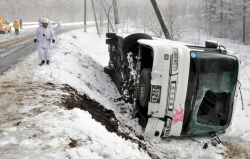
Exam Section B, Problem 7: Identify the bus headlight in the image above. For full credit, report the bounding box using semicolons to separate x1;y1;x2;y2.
168;82;176;110
172;48;178;71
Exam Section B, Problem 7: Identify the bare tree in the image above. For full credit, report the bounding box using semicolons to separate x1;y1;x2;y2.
161;0;186;40
100;0;115;32
10;0;27;19
139;3;163;37
150;0;171;39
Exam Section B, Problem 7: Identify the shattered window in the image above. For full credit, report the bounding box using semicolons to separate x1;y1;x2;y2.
187;52;239;135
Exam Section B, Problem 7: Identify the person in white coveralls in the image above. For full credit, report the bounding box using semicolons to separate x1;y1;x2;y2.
34;18;56;65
57;19;62;30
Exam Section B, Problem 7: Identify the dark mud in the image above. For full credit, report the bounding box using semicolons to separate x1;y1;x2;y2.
61;84;159;159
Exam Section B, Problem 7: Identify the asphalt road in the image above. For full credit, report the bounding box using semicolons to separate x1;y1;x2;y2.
0;25;85;76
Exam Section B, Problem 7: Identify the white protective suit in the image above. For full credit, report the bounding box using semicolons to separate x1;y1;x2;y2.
57;20;62;30
34;26;56;61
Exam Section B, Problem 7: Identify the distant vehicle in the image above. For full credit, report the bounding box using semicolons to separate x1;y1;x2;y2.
104;33;241;141
0;17;11;34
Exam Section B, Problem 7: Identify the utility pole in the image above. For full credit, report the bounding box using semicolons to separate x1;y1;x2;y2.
243;0;246;43
100;6;103;35
206;0;211;38
126;0;129;33
150;0;171;39
113;0;119;32
220;0;223;24
220;0;223;38
71;0;74;22
91;0;100;36
209;0;211;35
108;4;113;33
84;0;87;32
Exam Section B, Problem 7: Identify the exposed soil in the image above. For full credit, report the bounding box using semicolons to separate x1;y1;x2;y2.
62;84;118;133
223;142;250;159
61;84;160;159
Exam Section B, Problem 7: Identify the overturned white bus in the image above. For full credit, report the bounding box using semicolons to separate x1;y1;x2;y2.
104;33;240;141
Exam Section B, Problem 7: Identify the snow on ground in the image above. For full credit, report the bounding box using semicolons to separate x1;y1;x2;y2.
0;24;250;159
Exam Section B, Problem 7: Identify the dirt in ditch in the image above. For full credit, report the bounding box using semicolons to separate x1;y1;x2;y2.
61;84;160;159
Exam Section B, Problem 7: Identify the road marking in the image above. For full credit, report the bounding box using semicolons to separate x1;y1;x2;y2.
0;34;34;48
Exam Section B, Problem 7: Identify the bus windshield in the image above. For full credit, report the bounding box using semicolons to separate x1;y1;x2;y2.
187;52;239;135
